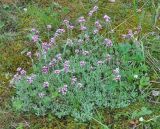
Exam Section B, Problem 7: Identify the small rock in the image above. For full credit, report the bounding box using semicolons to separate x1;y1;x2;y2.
139;117;144;122
152;90;160;97
109;0;115;2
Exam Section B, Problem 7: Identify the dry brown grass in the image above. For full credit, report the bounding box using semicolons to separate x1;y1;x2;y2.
1;0;13;4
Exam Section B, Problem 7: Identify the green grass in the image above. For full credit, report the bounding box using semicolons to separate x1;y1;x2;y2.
0;0;159;128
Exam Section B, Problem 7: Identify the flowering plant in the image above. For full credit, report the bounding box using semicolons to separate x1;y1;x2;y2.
11;6;150;121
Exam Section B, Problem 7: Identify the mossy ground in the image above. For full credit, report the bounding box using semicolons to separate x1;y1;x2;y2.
0;0;159;128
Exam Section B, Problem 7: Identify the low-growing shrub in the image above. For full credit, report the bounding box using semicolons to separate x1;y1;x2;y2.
11;6;150;121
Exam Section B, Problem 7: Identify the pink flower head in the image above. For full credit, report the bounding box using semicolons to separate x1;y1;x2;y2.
27;51;32;58
13;73;21;82
122;29;133;39
54;70;61;74
80;26;87;31
97;60;104;65
31;28;36;32
58;85;68;95
95;21;102;30
113;68;121;82
78;16;86;23
31;28;39;34
103;15;111;22
42;42;51;52
67;25;74;30
104;38;113;47
54;29;65;37
56;29;65;33
113;68;120;75
88;6;98;16
49;58;57;67
20;69;26;76
42;66;49;74
27;74;36;84
63;19;74;30
80;61;86;67
32;35;39;42
43;81;49;88
63;19;69;25
63;61;70;73
71;76;77;85
88;10;94;16
114;75;121;81
27;76;33;84
93;6;98;12
50;37;55;45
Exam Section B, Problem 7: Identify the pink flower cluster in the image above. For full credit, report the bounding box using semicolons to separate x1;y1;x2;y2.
78;16;86;23
64;60;70;73
31;28;39;33
63;19;74;30
54;70;61;74
95;21;102;30
97;60;104;65
58;85;68;95
27;74;36;84
49;58;57;67
93;20;102;34
17;67;26;76
113;68;121;81
30;28;39;42
54;29;65;37
42;66;49;74
50;37;55;45
122;26;142;39
88;6;98;16
42;42;51;53
71;76;77;85
80;61;86;67
80;26;87;31
104;38;113;47
103;15;111;22
32;34;39;42
43;81;49;88
77;16;87;31
12;67;27;83
122;29;133;39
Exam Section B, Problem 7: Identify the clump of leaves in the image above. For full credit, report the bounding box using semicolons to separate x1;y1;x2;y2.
11;6;150;121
